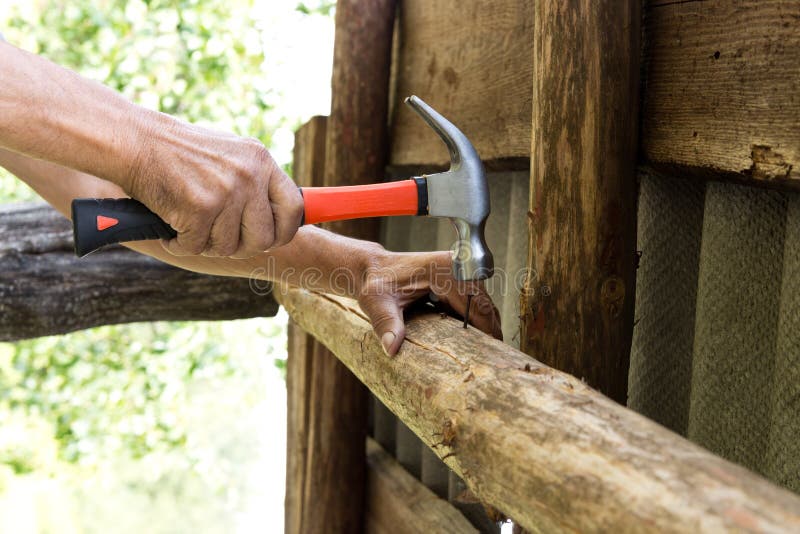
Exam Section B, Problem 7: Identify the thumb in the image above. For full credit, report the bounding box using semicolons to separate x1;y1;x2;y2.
358;294;406;357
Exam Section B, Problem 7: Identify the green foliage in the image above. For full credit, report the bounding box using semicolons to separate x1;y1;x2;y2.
1;0;279;204
0;320;283;465
296;1;336;16
6;0;273;137
0;0;291;470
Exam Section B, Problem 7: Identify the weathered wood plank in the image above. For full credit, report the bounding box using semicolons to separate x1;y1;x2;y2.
642;0;800;185
298;2;397;533
520;1;641;403
285;318;313;534
365;438;476;534
389;0;533;168
0;203;276;342
388;0;799;190
278;285;800;533
285;117;328;534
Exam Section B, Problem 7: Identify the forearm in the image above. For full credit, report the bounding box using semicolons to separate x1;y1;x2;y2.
0;41;161;189
0;147;390;297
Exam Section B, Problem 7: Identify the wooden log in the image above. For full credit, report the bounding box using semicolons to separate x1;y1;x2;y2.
299;2;396;533
277;285;800;533
0;203;276;342
365;438;476;534
520;0;640;403
389;0;533;169
642;0;800;186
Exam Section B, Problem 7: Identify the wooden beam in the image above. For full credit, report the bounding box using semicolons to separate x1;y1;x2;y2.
520;1;640;403
389;0;533;168
642;0;800;186
0;203;276;342
277;285;800;532
298;2;397;533
365;438;476;534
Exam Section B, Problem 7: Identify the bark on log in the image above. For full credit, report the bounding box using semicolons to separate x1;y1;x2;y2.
520;1;640;403
0;203;276;341
365;438;476;534
277;285;800;533
299;1;396;531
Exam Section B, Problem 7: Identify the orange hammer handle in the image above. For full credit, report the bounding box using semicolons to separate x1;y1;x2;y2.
300;179;426;225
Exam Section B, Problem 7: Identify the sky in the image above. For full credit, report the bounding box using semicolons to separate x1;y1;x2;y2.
254;0;335;167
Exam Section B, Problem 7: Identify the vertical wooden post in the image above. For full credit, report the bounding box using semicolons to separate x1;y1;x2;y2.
521;1;641;403
295;2;397;533
285;117;328;534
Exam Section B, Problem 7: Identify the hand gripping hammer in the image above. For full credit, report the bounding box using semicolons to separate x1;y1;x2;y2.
71;96;494;289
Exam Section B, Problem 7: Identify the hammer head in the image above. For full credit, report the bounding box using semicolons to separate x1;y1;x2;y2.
406;96;494;281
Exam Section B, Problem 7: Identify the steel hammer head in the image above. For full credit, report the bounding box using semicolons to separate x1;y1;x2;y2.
406;96;494;281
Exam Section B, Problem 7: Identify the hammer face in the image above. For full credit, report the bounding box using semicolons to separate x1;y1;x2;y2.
406;95;494;281
427;168;494;281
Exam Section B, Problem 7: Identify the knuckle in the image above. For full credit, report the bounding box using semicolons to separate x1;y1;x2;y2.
180;238;205;256
252;235;272;252
191;193;219;216
238;141;273;179
262;227;276;249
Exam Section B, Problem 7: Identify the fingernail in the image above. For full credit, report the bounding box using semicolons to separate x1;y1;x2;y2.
381;332;396;356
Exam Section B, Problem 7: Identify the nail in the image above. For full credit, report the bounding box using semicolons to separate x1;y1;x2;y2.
381;332;396;356
464;293;473;329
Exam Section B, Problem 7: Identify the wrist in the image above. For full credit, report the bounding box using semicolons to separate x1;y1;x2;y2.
355;242;391;297
116;108;178;192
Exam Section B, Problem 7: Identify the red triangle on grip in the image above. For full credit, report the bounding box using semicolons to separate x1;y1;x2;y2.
96;215;119;231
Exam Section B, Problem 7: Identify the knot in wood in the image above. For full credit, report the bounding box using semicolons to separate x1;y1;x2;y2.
600;276;625;318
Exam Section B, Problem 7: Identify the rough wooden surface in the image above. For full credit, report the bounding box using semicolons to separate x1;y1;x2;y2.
520;0;640;403
389;0;533;168
296;2;397;532
365;438;477;534
284;118;328;534
285;317;315;534
0;203;276;341
642;0;800;185
278;285;800;533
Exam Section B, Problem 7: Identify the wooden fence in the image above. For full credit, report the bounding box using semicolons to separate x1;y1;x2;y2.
2;0;799;532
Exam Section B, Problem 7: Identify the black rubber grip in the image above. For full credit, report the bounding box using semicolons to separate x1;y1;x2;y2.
71;198;177;257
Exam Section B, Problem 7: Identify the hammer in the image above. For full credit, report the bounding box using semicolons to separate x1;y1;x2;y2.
71;96;494;315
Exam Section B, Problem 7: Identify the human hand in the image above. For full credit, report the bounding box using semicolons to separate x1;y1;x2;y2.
357;250;502;356
121;117;303;258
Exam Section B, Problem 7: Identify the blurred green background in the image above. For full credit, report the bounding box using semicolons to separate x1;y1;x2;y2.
0;1;334;532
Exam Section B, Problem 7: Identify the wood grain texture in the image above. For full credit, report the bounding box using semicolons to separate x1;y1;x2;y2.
278;285;800;533
365;439;476;534
285;319;314;534
298;2;397;532
0;203;276;342
642;0;800;185
520;0;640;403
284;117;327;534
389;0;533;167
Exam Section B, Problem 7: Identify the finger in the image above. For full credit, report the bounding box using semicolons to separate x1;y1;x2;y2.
268;171;304;248
162;218;214;256
234;196;275;259
358;294;406;357
436;283;502;340
203;202;243;257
